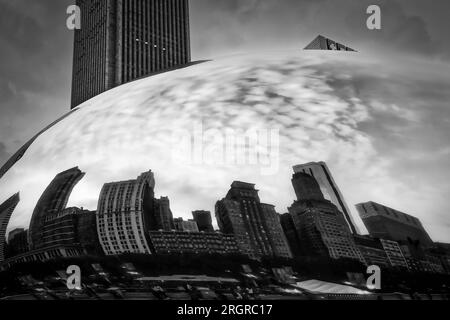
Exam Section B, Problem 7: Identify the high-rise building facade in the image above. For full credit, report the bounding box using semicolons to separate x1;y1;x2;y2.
0;193;20;262
379;239;409;269
353;235;390;268
280;213;303;257
151;196;175;231
29;167;85;250
356;201;434;251
6;228;29;259
36;206;101;255
76;210;104;255
192;210;214;232
428;243;450;274
96;171;156;255
288;172;365;263
293;162;359;234
173;218;199;232
40;207;81;248
71;0;191;108
215;181;292;260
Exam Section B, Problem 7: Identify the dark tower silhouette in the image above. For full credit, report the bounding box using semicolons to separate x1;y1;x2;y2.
291;172;325;201
192;210;214;232
287;172;364;262
71;0;191;108
28;167;85;250
216;181;292;259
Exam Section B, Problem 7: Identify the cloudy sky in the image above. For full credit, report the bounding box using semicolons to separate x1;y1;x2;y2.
1;0;450;241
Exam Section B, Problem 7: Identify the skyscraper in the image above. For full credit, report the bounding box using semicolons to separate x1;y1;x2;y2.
151;196;175;231
71;0;191;108
96;171;156;255
293;162;359;234
0;193;20;262
192;210;214;232
29;167;85;250
356;201;434;251
304;35;356;51
6;228;28;258
288;172;365;263
215;181;292;260
173;218;199;232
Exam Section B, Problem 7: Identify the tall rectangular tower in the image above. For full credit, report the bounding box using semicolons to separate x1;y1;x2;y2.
96;171;158;255
215;181;292;260
293;161;360;234
288;172;365;263
71;0;191;108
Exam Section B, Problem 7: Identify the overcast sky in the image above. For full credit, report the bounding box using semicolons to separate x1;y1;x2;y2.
1;0;450;240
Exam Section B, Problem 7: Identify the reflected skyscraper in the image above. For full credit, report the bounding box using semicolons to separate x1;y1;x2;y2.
288;172;364;263
356;201;434;260
215;181;292;260
6;228;28;258
293;162;359;234
192;210;214;232
96;170;174;255
28;167;85;250
151;196;175;231
0;193;20;262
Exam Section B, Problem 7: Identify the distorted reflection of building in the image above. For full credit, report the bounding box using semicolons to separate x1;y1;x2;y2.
41;207;81;248
280;213;303;257
379;238;409;269
353;235;390;268
96;170;176;255
38;207;102;255
151;196;175;231
215;181;292;260
356;201;438;271
77;209;103;256
28;167;85;250
6;228;28;259
427;243;450;274
97;171;156;255
293;162;359;234
4;167;103;268
192;210;214;232
173;217;199;232
0;193;20;262
148;231;240;255
356;201;433;249
287;172;365;264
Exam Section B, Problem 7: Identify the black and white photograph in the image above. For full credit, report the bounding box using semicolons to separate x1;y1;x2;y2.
0;0;450;312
